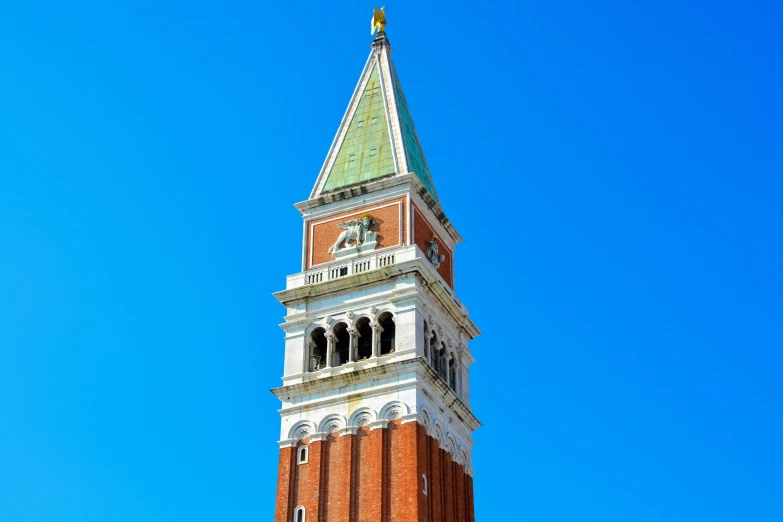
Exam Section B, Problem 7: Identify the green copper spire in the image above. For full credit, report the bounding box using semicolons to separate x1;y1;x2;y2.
312;34;441;203
322;65;395;192
388;60;439;202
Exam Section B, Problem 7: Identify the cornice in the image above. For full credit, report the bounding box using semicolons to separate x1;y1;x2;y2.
295;173;462;245
273;257;480;339
270;357;481;432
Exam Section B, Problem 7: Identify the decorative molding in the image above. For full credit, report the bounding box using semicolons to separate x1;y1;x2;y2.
275;252;481;340
278;438;298;448
370;420;389;431
273;358;481;432
318;414;347;434
379;400;409;421
348;407;377;427
400;412;420;424
289;420;317;441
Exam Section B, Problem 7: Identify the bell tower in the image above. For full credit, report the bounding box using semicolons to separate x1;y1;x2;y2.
272;16;480;522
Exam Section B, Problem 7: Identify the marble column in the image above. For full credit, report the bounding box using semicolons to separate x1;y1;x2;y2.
370;322;381;358
347;327;358;362
325;331;335;368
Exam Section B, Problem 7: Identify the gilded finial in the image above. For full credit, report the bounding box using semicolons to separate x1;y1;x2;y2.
371;5;387;35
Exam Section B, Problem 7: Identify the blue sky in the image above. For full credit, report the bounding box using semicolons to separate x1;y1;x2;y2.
1;1;781;521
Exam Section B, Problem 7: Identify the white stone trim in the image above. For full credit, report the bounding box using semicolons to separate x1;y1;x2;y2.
318;414;347;434
288;420;317;441
278;438;298;448
310;50;376;199
376;51;401;176
379;400;409;421
400;412;420;424
348;407;377;427
370;419;389;431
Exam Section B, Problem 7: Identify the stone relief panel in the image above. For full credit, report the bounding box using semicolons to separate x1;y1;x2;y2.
307;199;404;268
329;214;377;258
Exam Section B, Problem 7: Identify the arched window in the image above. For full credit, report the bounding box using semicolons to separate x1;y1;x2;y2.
333;322;350;365
297;445;308;465
423;322;430;360
356;317;373;360
294;506;305;522
310;328;327;371
422;474;428;495
430;333;438;371
438;343;448;381
379;312;396;355
449;353;457;392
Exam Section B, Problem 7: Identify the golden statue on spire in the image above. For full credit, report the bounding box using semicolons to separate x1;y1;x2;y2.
371;5;386;35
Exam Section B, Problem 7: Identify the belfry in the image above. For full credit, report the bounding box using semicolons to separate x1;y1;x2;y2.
272;10;481;522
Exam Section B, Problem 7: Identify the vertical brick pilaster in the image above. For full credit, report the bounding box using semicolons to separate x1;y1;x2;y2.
335;431;355;522
274;446;296;522
394;421;419;520
442;449;454;522
417;423;429;522
359;426;383;522
467;475;475;522
455;464;467;522
383;424;392;522
308;440;324;521
429;437;442;522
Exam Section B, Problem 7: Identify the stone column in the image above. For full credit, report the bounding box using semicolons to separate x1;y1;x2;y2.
325;332;335;368
307;339;315;372
347;327;358;362
370;322;381;358
424;330;432;362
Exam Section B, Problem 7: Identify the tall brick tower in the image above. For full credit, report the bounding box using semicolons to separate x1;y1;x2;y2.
272;15;480;522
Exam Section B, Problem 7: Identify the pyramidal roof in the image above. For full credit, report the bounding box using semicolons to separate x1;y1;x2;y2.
310;34;440;202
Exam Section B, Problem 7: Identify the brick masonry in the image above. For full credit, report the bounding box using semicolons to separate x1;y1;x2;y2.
274;421;474;522
412;205;454;289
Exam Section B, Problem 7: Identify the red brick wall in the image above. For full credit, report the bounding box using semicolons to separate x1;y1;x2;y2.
306;198;407;269
412;204;454;289
274;446;295;522
273;422;474;522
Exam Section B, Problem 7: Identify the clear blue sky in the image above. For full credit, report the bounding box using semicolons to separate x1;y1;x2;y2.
1;1;781;521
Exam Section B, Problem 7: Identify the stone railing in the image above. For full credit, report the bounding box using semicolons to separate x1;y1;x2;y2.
286;246;419;289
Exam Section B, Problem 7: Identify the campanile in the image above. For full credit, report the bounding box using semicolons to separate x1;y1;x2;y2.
272;10;480;522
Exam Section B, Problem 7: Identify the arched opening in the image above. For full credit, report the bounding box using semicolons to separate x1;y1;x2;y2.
423;322;430;360
379;312;396;355
438;343;448;381
429;333;438;370
294;506;305;522
356;317;373;360
297;445;308;464
310;328;327;371
333;322;350;366
449;353;457;392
